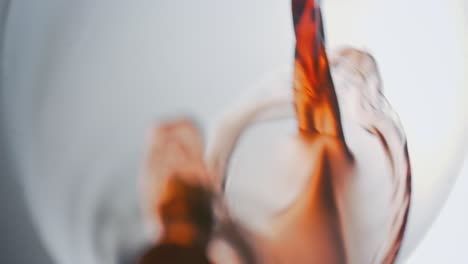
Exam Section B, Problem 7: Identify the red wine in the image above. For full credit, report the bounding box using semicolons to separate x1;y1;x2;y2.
141;1;412;263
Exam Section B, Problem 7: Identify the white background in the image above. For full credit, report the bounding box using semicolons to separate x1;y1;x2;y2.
407;158;468;263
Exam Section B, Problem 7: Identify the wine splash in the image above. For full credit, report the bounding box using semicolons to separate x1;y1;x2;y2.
290;1;411;263
330;47;412;264
140;0;411;263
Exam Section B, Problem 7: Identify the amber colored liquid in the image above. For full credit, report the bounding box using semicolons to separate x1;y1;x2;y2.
232;2;353;263
288;1;410;264
142;1;411;263
292;0;345;143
